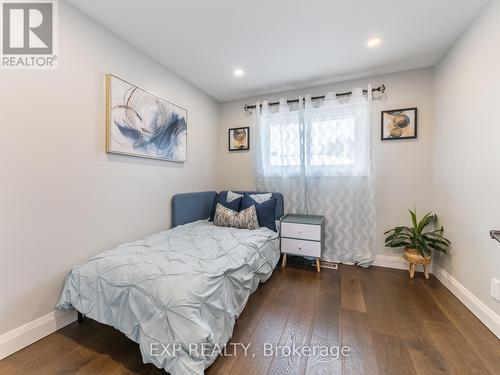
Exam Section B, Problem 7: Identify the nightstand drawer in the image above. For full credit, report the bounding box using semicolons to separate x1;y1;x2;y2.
281;222;321;241
281;238;321;257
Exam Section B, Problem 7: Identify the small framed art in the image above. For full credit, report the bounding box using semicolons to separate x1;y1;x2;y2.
228;127;250;151
381;108;417;140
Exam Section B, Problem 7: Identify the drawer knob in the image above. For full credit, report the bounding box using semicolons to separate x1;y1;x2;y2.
298;247;302;250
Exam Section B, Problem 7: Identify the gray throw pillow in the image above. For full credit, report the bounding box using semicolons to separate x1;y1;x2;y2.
213;203;259;230
226;190;243;203
249;192;272;203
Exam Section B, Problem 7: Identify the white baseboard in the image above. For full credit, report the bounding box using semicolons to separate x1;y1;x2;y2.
0;310;77;360
433;266;500;339
373;253;408;270
373;253;432;273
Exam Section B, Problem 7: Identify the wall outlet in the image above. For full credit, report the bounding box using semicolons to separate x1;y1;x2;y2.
491;278;500;302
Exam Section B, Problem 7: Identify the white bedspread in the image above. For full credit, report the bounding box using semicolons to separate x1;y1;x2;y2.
57;220;279;374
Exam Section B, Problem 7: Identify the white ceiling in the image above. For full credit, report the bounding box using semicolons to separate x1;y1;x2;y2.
67;0;488;102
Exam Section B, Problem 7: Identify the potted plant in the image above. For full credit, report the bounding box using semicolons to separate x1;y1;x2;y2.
384;207;451;279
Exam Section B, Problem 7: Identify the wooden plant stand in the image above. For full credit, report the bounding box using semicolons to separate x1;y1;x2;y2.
404;248;431;279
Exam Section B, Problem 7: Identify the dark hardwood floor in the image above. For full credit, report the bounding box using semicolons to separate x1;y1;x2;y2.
1;262;498;374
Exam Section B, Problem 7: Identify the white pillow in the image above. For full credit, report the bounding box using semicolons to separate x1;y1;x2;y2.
249;192;273;204
226;190;243;203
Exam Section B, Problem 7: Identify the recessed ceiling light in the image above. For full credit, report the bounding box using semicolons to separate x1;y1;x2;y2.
367;38;382;47
233;68;245;77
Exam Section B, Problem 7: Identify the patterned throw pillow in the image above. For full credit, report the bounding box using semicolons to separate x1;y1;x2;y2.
213;203;259;230
209;193;242;221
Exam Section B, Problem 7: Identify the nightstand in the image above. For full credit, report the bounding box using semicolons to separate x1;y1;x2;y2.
280;214;324;272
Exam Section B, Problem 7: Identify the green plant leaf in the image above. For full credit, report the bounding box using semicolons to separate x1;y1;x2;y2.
417;212;435;233
384;206;451;254
409;208;417;230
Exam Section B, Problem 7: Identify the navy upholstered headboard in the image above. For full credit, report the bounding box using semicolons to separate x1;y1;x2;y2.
171;191;284;228
171;191;217;227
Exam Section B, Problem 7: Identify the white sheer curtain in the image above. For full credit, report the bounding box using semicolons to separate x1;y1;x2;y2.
253;88;376;266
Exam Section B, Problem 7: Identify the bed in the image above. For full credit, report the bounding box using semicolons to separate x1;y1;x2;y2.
57;191;284;375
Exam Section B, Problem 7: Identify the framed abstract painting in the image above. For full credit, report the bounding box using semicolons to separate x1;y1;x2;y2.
228;127;250;151
381;107;417;140
106;74;187;162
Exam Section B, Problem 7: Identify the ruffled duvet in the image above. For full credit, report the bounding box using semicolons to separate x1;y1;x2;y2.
57;220;279;374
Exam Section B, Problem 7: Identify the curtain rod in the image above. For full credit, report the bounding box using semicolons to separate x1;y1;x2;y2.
243;84;385;111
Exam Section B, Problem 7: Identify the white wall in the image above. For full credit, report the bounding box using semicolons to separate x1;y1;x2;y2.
434;0;500;316
217;68;435;258
0;2;219;335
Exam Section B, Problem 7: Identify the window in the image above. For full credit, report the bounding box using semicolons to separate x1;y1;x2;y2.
258;100;369;178
309;117;355;167
268;116;356;168
269;122;300;167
